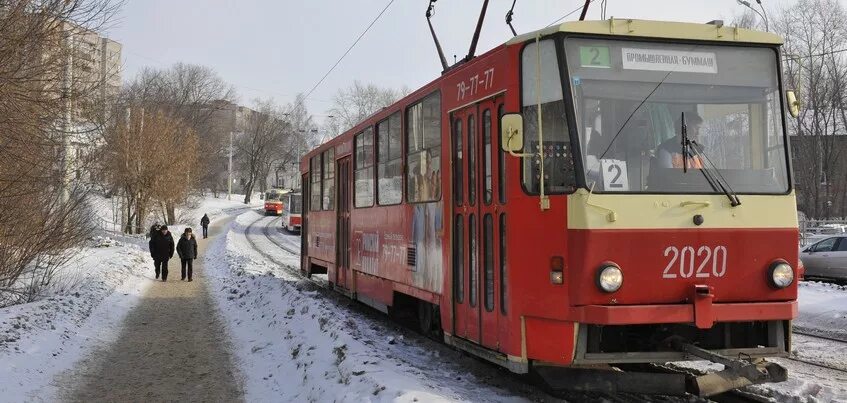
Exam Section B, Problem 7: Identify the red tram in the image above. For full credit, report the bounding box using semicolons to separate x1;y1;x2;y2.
300;19;799;396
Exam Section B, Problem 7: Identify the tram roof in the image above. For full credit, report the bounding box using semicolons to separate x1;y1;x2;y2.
507;19;783;46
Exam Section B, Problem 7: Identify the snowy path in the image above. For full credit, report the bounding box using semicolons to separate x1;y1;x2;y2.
56;220;243;402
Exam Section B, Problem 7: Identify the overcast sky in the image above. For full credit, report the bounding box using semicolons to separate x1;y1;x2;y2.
107;0;798;124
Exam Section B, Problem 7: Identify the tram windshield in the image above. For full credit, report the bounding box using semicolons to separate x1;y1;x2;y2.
562;38;789;194
265;190;282;201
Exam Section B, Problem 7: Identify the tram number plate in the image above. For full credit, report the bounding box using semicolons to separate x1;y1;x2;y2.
662;245;727;279
600;159;629;191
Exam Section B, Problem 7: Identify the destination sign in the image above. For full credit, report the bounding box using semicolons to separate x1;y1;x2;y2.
621;48;718;74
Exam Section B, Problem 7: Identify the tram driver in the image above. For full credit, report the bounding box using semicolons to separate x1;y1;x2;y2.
656;112;704;170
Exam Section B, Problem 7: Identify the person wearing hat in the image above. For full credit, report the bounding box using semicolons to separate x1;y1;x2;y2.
176;227;199;281
149;225;175;281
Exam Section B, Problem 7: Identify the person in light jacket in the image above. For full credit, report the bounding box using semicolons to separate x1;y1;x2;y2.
176;227;199;281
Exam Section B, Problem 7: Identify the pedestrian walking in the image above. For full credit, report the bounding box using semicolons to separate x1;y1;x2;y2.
200;214;210;239
149;225;175;281
148;223;162;279
177;227;199;281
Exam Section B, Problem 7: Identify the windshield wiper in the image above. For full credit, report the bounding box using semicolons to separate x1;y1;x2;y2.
688;140;742;207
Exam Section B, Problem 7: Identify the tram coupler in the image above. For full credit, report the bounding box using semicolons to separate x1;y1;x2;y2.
673;341;788;397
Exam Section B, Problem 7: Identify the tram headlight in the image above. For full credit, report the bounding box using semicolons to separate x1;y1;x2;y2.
768;261;794;289
596;264;623;293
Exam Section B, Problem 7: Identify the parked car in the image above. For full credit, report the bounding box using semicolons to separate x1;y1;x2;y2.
800;236;847;281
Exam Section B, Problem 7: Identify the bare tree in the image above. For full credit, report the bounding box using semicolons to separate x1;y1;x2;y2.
119;63;236;222
236;100;290;203
775;0;847;218
0;0;121;306
325;81;408;136
101;107;199;234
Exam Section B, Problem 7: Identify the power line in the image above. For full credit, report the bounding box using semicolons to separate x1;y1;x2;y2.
783;47;847;62
303;0;396;102
547;1;593;27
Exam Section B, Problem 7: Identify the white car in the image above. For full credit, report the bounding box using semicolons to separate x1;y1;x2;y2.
800;236;847;281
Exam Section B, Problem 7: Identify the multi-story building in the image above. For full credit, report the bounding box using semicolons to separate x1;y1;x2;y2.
64;24;122;183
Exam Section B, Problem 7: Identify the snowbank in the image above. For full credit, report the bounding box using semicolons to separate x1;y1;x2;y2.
0;238;153;400
205;211;531;402
795;281;847;340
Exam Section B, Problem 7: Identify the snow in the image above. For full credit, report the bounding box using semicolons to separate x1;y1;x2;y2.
205;210;535;402
0;235;153;401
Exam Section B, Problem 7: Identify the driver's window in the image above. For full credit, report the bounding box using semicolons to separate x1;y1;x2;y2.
813;237;838;252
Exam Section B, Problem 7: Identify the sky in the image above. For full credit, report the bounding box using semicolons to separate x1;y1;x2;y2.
106;0;798;125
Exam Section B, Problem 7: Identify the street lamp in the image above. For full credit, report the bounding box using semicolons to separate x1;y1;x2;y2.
736;0;769;31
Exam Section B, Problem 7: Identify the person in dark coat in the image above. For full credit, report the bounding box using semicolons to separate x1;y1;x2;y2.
149;225;175;281
148;223;162;279
200;214;210;239
176;227;199;281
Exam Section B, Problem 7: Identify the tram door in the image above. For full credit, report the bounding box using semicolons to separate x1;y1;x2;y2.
452;97;504;350
336;157;352;290
301;173;309;273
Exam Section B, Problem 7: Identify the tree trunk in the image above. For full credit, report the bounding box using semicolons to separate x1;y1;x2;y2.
243;180;254;204
165;202;176;225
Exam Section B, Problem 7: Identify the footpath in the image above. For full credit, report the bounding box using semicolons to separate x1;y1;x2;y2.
57;219;243;402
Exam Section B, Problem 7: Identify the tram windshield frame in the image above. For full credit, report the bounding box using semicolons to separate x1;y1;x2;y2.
553;36;791;195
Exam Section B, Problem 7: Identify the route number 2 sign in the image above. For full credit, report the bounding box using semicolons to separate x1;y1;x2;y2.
600;159;629;191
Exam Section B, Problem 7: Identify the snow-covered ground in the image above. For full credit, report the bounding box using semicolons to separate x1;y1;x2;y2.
205;210;540;402
0;235;153;400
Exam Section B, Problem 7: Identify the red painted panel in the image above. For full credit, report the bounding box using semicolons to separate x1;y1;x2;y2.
567;229;799;306
354;271;394;307
525;317;576;363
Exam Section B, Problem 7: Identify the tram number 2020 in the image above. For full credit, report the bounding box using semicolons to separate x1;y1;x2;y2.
662;245;727;279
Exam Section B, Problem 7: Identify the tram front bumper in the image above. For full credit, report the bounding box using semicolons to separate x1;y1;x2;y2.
570;300;797;327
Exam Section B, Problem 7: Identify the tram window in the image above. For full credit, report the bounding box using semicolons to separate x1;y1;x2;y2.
453;117;463;206
500;213;507;315
354;128;375;208
453;215;464;303
469;214;478;307
322;148;335;210
521;39;577;195
406;92;442;203
377;113;403;205
483;214;494;312
310;155;322;211
468;115;476;206
483;109;492;205
498;104;506;204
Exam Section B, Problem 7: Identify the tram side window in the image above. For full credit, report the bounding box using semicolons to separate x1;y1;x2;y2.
521;39;576;194
355;128;375;208
310;155;322;211
322;148;335;210
377;112;403;205
406;92;442;203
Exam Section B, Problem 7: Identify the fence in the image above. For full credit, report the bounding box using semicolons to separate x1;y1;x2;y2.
799;219;847;246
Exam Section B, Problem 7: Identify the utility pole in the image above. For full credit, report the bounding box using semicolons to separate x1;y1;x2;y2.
228;131;233;200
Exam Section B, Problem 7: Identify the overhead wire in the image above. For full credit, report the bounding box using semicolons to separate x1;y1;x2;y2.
546;0;593;27
302;0;396;102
